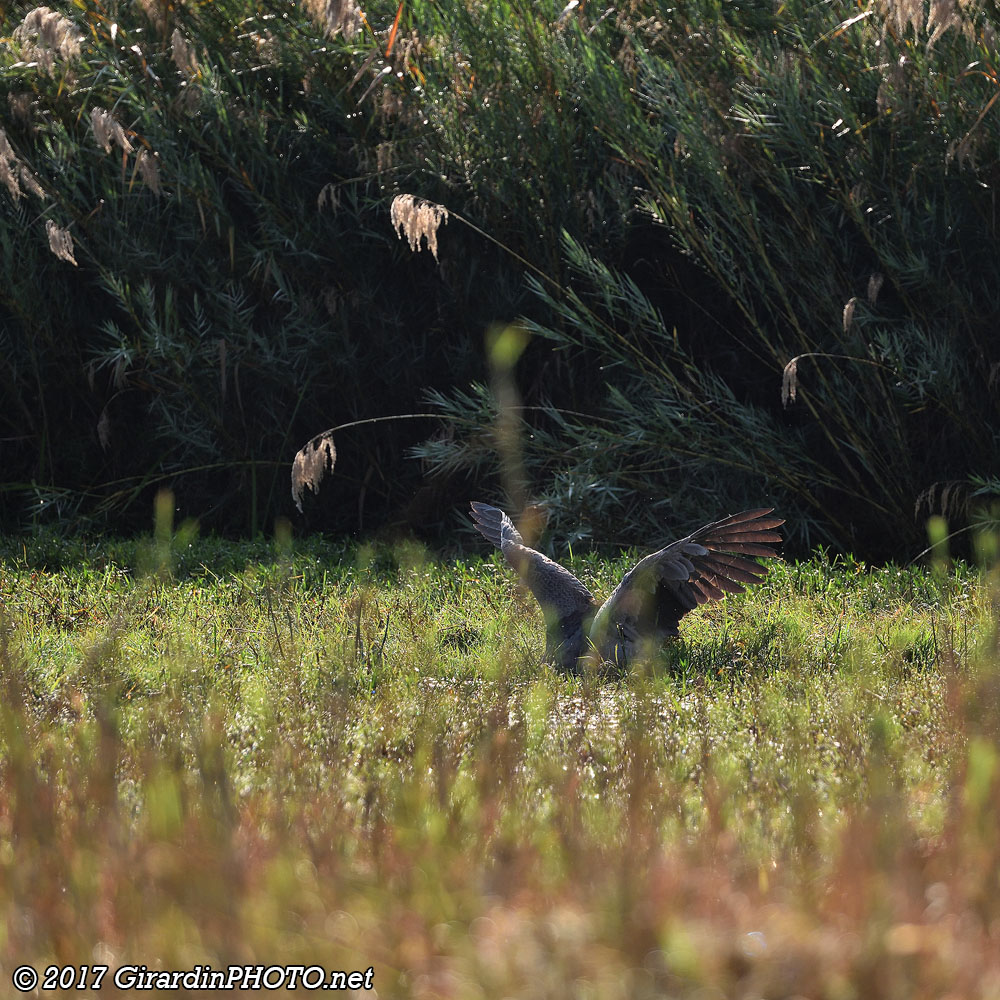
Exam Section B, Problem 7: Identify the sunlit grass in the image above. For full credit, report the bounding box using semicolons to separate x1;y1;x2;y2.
1;531;998;997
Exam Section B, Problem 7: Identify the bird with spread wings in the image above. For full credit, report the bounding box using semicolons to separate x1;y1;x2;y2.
470;501;784;671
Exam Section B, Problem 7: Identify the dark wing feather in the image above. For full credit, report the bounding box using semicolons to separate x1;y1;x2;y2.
470;502;597;670
590;508;784;664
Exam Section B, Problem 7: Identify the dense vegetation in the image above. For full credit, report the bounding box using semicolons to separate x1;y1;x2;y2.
5;6;1000;992
1;528;999;995
2;0;1000;554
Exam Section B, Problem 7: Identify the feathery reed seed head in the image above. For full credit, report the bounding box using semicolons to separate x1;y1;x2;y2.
7;94;33;128
782;359;799;407
170;29;199;78
291;431;337;512
390;194;449;261
90;108;133;156
135;0;168;34
97;409;111;451
13;7;83;74
136;149;161;196
0;128;46;201
46;220;77;266
301;0;362;40
843;297;857;335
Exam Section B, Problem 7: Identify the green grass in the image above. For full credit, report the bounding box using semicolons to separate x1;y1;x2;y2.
1;530;999;997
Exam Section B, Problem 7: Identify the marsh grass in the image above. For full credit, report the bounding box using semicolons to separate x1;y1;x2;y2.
1;530;998;996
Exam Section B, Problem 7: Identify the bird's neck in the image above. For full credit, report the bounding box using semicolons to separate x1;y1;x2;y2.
545;609;596;672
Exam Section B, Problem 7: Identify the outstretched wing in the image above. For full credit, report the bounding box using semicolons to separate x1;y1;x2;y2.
470;502;597;668
590;508;784;663
469;501;524;549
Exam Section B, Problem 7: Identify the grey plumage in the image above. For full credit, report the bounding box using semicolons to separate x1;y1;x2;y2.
470;501;784;672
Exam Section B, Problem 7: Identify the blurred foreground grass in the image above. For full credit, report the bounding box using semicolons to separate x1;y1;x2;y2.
1;530;999;997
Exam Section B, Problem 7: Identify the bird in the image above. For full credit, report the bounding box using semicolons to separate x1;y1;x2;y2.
470;501;784;672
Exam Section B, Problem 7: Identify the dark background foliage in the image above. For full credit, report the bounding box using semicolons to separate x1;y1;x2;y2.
1;0;998;558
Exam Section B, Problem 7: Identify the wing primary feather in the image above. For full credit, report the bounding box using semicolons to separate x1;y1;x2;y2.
703;508;780;528
697;555;768;582
706;542;783;556
714;530;784;543
691;578;727;601
470;501;523;548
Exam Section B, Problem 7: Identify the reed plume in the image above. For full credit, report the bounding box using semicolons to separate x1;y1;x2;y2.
13;7;83;74
390;194;449;261
45;221;77;266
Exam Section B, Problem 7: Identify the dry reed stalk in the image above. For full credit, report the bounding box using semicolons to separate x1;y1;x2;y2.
376;141;396;172
390;194;449;260
915;480;969;520
96;408;111;451
317;182;340;212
